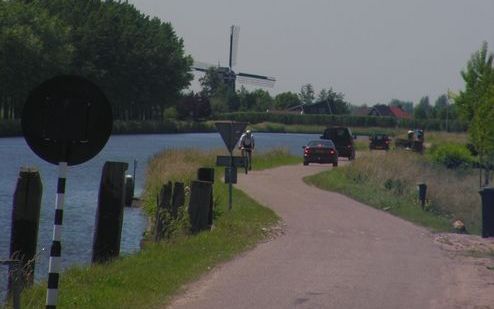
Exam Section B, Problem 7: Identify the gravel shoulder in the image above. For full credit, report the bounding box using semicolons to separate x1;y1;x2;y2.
167;164;494;309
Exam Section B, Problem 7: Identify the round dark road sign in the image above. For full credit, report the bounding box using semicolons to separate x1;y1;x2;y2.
22;75;113;166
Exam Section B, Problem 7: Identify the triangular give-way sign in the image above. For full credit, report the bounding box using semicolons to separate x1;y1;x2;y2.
215;121;247;153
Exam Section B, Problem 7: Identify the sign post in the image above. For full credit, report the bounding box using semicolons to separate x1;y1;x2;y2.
215;121;247;209
21;75;112;309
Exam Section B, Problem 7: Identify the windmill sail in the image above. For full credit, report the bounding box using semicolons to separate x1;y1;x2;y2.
237;72;276;88
229;25;240;68
193;61;215;72
192;25;275;92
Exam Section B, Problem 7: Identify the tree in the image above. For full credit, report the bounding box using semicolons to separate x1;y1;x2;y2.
176;92;211;120
37;0;193;120
317;89;328;101
199;67;229;98
299;84;314;105
455;42;494;185
329;88;350;114
274;92;301;110
0;1;73;119
433;94;449;119
389;99;414;114
455;41;494;122
414;96;432;119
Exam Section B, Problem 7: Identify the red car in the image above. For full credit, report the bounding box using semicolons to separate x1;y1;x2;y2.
303;140;338;167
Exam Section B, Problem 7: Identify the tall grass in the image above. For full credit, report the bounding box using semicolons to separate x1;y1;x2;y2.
307;150;482;234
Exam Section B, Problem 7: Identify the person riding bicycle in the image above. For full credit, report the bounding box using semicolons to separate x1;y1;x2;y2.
239;129;255;170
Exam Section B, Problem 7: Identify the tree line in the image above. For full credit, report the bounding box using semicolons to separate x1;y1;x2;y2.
0;0;192;120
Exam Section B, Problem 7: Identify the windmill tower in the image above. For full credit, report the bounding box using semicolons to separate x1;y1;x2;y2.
193;25;276;92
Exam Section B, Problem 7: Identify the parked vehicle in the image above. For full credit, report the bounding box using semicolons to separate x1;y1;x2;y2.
303;140;338;166
369;134;391;150
394;129;425;153
320;126;355;160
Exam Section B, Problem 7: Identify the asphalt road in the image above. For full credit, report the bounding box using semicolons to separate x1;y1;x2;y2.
167;163;493;309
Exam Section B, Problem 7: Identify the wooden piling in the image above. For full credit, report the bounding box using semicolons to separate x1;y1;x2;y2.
155;181;172;242
171;182;185;219
124;175;134;207
92;161;128;263
188;180;212;233
197;168;215;227
9;167;42;290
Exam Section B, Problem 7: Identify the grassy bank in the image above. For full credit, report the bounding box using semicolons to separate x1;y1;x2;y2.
0;118;463;138
11;149;298;309
305;149;481;234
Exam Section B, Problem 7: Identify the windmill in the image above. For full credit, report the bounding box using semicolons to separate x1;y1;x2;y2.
193;25;276;93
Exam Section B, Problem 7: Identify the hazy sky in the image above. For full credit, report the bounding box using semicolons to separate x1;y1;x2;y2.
128;0;494;105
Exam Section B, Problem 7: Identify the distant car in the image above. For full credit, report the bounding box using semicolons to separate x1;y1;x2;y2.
320;126;355;160
369;134;391;150
303;140;338;167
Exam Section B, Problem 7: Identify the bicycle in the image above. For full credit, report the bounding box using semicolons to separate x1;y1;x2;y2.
240;146;253;174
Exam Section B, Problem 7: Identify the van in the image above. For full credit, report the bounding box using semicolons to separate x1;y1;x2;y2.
320;126;356;160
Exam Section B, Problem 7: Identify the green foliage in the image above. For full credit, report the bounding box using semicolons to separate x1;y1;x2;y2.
455;42;494;184
298;83;315;104
199;67;230;98
414;96;433;119
433;94;450;119
389;99;414;114
1;0;193;121
176;93;211;120
314;87;350;114
427;143;476;168
274;92;300;110
455;41;494;122
0;0;73;119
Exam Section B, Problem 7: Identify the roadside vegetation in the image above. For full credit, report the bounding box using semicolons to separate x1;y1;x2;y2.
12;149;298;309
306;146;481;234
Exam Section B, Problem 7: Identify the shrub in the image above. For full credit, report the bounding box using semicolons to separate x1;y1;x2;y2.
427;143;476;168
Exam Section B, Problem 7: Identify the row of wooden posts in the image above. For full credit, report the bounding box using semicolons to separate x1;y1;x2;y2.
154;167;215;241
2;162;217;304
2;161;135;304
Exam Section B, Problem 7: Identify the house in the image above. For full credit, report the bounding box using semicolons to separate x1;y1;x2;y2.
368;104;412;119
302;101;334;114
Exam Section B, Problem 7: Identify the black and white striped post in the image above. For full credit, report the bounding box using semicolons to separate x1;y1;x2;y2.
21;75;113;308
45;162;67;308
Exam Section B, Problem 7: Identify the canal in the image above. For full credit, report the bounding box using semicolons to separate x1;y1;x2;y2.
0;132;318;293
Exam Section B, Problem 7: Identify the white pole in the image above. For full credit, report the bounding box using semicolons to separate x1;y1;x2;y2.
45;162;67;309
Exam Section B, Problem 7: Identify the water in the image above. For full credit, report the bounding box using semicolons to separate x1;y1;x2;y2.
0;132;318;293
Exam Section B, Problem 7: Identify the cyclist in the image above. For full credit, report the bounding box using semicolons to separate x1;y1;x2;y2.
239;129;255;170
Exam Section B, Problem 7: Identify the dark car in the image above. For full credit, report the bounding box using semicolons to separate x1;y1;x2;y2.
369;134;391;150
303;140;338;167
320;126;355;160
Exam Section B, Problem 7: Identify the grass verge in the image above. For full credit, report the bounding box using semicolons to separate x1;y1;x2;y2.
305;167;452;232
11;149;297;309
304;144;483;234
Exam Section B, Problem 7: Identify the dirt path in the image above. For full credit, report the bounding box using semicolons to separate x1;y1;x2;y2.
167;164;494;309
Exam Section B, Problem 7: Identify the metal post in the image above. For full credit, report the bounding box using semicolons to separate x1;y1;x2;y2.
46;162;67;309
229;152;233;210
417;183;427;209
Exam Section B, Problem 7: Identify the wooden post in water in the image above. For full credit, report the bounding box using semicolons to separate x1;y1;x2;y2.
124;175;134;207
188;181;212;233
197;168;215;227
9;167;42;291
92;162;128;263
154;182;172;242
